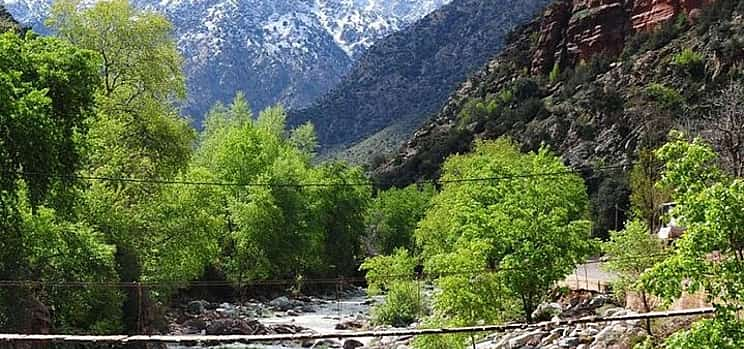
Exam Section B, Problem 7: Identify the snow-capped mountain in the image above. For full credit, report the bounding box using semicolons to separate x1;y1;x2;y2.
4;0;449;121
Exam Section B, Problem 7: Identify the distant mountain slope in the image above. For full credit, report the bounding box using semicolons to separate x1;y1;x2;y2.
0;5;20;32
5;0;449;120
288;0;552;151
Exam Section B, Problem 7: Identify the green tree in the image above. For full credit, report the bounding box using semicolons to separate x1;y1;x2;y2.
629;150;671;234
416;138;595;325
366;184;435;254
0;31;117;332
48;0;196;332
48;0;185;108
642;132;744;347
309;164;371;276
13;186;122;333
603;220;666;313
193;102;319;280
192;94;370;281
361;250;424;327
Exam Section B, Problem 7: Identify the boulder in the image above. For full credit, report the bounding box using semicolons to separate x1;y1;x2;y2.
532;302;563;321
270;296;293;311
589;295;610;308
205;319;265;335
336;319;367;330
183;318;207;332
559;336;580;347
271;323;304;334
343;339;364;349
312;339;342;348
186;300;208;315
509;331;548;348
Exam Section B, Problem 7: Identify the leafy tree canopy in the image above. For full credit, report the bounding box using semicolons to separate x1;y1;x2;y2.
191;93;370;281
366;183;435;255
416;138;596;324
0;30;114;333
642;132;744;347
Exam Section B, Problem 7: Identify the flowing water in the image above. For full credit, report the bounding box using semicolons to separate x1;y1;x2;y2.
171;293;382;349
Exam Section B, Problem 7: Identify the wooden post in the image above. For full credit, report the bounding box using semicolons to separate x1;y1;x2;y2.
417;275;422;318
136;282;143;334
336;278;341;318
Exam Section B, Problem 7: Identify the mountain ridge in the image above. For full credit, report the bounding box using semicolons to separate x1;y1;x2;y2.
5;0;449;120
288;0;552;153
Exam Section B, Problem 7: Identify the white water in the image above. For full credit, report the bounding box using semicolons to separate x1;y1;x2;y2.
171;294;383;349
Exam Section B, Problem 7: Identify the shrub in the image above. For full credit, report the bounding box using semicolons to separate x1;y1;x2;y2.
549;62;561;83
371;281;425;327
672;48;705;77
645;83;686;111
413;317;469;349
560;55;610;97
361;249;417;295
511;77;541;100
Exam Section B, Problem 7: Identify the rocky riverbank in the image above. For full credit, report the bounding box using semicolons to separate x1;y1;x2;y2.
479;296;648;349
166;289;653;349
364;292;649;349
166;287;376;348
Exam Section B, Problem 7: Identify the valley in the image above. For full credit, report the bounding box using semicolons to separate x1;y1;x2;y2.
1;0;744;348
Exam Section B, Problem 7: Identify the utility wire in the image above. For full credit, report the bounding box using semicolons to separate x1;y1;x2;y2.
0;307;716;344
3;165;628;188
0;252;670;289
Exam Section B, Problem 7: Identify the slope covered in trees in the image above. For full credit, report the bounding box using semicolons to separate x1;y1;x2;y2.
5;1;744;348
0;5;20;32
375;0;744;236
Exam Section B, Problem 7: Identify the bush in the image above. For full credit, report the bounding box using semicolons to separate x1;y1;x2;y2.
672;48;705;78
361;249;417;294
645;83;686;111
549;62;561;83
413;318;469;349
372;281;425;327
365;185;435;254
560;55;610;98
511;78;541;100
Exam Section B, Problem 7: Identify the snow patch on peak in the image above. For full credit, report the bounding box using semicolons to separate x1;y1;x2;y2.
5;0;451;118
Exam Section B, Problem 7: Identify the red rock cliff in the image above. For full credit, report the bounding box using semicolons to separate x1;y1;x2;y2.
531;0;713;74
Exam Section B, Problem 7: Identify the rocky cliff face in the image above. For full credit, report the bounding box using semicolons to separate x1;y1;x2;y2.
376;0;742;235
531;0;712;74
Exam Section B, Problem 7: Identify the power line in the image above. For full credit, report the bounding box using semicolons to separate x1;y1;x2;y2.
0;307;715;344
0;253;670;289
436;165;626;184
4;165;627;188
